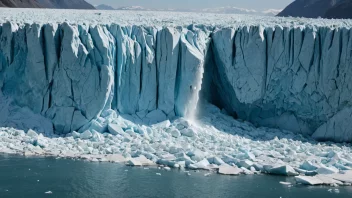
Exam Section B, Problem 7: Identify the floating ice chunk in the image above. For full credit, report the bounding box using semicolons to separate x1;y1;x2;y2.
250;167;257;172
177;161;186;168
156;173;161;176
279;181;292;185
157;159;176;168
187;164;198;170
295;176;323;185
241;167;254;175
45;191;53;194
204;173;211;177
218;165;243;175
316;175;343;185
126;158;142;166
268;165;298;176
237;160;254;169
134;155;155;166
164;167;171;171
193;159;210;170
329;170;352;183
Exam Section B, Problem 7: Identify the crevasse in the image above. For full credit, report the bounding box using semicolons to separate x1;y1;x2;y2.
0;22;352;142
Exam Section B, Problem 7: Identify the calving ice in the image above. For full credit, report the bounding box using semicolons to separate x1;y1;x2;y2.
0;8;352;186
1;9;352;142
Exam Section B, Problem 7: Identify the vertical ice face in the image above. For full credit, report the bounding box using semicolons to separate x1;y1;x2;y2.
1;23;47;115
232;26;267;104
156;27;181;117
114;25;142;115
136;26;158;115
45;23;115;134
1;21;352;142
210;25;352;142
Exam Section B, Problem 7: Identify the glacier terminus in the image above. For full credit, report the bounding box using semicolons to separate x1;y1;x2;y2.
0;8;352;186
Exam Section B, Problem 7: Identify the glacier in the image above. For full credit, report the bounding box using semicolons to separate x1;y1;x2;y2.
0;8;352;186
1;9;352;142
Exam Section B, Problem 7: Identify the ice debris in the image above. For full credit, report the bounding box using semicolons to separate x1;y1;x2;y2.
0;102;352;186
218;165;243;175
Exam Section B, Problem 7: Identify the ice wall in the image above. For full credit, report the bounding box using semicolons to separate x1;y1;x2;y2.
0;21;352;142
211;26;352;142
0;22;209;134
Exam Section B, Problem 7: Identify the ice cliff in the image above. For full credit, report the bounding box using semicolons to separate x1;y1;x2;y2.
1;9;352;143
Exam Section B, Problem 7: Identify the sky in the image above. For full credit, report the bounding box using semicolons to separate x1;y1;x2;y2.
86;0;294;10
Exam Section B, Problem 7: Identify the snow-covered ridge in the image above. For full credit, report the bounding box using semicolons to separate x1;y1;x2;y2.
1;8;352;143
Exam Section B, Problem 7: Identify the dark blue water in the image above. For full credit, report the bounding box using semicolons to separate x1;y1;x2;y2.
0;154;351;198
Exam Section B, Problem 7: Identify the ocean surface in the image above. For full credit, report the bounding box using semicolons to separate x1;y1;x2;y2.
0;154;351;198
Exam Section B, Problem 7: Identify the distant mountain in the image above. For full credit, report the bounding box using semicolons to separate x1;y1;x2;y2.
0;0;95;9
36;0;95;9
262;9;283;16
116;6;149;11
95;4;115;10
202;6;282;16
325;0;352;19
278;0;339;18
277;0;352;19
201;6;258;15
0;0;41;8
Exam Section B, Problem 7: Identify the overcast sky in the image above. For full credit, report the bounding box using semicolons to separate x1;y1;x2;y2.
86;0;294;10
